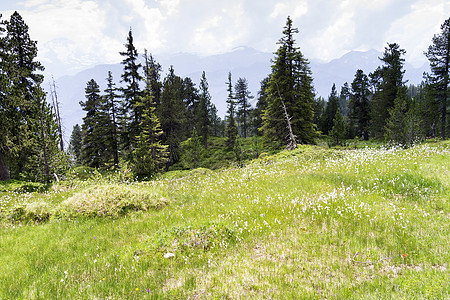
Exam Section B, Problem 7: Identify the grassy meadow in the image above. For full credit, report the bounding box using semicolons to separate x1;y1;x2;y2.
0;141;449;299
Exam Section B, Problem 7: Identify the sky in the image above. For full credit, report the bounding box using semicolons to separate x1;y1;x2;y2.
1;0;449;77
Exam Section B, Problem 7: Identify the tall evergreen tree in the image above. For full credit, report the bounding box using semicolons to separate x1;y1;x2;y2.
182;77;199;133
198;71;212;148
0;12;58;180
329;108;346;146
349;69;371;140
339;82;350;116
370;43;407;137
68;124;82;165
225;72;238;148
80;79;109;168
261;16;315;146
142;49;162;107
104;71;120;168
323;83;339;135
159;66;186;167
425;17;450;139
253;76;270;136
235;77;253;138
132;92;168;178
120;28;142;150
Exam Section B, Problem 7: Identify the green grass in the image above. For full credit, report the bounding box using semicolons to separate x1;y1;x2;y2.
0;141;449;299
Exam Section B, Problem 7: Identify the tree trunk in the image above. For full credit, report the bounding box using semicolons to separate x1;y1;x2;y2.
0;152;11;181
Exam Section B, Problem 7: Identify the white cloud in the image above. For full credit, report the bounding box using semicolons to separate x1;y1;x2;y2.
3;0;447;75
385;0;448;67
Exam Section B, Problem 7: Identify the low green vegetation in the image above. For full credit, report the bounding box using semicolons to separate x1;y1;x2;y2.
0;141;449;299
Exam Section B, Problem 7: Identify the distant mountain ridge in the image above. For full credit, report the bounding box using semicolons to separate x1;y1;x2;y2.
45;47;428;143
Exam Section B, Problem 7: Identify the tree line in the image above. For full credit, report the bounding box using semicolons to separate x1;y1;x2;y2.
1;12;449;181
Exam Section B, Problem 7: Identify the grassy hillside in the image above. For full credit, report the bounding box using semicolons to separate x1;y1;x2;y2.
0;141;449;299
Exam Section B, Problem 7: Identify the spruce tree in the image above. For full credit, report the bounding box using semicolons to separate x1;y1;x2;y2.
132;92;168;178
425;17;450;139
329;108;346;146
120;28;142;150
370;43;407;138
349;69;371;140
1;12;59;180
225;72;238;148
198;71;212;148
339;82;350;117
262;16;315;146
80;79;109;169
182;77;199;133
104;71;120;168
68;124;82;165
235;77;253;138
159;66;186;166
253;76;270;136
323;84;339;135
142;49;162;107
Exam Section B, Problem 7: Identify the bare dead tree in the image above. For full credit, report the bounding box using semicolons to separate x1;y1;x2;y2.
276;83;297;150
49;76;64;151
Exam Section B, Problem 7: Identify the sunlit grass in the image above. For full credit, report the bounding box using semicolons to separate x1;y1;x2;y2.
0;141;449;298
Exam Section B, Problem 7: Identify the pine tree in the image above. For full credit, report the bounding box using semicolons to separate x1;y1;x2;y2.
262;16;315;146
385;86;410;146
120;28;142;150
425;17;450;139
1;12;59;181
339;82;350;117
132;92;168;178
235;77;253;138
198;71;212;148
329;108;346;146
159;66;186;166
142;49;162;107
349;69;371;140
323;83;339;135
80;79;109;168
253;76;270;136
104;71;120;168
68;124;82;165
370;43;407;137
225;72;238;148
182;77;200;133
182;128;202;170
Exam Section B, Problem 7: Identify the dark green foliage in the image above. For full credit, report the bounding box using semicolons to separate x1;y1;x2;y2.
0;12;63;181
323;84;340;135
80;79;112;169
68;124;82;165
329;108;346;146
339;82;350;117
261;16;316;146
425;17;450;139
182;77;200;134
120;28;142;150
103;71;120;168
132;93;168;179
235;77;253;138
253;76;270;136
159;66;187;167
142;49;163;107
197;71;213;148
225;72;238;148
370;43;407;138
385;87;423;147
349;69;371;140
181;128;203;170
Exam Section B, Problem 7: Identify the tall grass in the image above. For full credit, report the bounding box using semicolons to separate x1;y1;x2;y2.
0;142;449;299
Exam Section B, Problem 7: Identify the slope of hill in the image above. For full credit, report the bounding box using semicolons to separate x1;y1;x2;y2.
1;142;449;298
